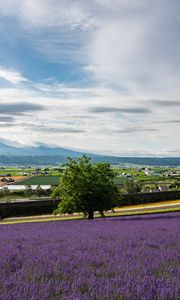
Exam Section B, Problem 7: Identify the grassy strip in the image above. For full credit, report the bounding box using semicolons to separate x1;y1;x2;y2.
1;207;179;225
105;207;180;217
115;199;180;210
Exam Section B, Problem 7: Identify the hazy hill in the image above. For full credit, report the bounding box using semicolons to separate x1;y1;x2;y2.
0;142;85;157
0;142;179;166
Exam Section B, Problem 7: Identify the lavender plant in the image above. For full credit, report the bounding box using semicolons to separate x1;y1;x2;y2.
0;212;179;299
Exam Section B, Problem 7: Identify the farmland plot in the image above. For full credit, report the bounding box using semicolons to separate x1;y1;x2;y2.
0;212;179;299
14;175;60;186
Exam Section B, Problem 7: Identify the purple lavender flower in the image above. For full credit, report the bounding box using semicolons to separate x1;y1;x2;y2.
0;212;179;299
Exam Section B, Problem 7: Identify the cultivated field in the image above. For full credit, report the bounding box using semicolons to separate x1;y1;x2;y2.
1;165;179;190
14;175;60;186
0;212;179;299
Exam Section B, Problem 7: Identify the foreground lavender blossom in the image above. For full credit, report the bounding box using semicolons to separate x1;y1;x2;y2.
0;212;179;300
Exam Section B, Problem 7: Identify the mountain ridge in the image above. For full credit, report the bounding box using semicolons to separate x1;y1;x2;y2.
0;141;87;157
0;142;179;166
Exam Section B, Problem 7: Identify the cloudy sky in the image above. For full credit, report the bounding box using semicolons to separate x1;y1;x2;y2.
0;0;179;156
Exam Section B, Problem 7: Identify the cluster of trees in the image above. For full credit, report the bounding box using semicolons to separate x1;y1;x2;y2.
23;185;53;197
169;180;180;189
123;179;142;194
0;187;10;199
0;185;53;200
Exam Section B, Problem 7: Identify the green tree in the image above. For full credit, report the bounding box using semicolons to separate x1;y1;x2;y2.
0;190;2;199
52;156;119;219
2;187;10;197
35;185;44;197
124;179;142;194
174;179;180;189
0;187;10;202
24;185;33;198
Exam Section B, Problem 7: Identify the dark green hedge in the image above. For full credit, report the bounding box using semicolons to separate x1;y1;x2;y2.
0;190;179;219
0;199;60;219
119;190;180;206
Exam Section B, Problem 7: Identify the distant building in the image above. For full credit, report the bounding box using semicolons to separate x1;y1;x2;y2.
158;186;169;192
150;189;159;193
121;173;132;178
1;177;14;183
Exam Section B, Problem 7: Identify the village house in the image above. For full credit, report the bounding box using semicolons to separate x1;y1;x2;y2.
0;177;14;183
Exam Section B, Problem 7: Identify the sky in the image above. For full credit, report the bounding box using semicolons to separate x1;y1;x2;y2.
0;0;179;157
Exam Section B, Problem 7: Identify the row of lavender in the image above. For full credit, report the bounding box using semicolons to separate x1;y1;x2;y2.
0;212;179;299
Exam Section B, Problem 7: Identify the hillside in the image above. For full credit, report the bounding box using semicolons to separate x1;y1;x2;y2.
0;142;179;166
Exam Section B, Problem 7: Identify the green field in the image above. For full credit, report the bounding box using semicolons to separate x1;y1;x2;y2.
0;167;61;177
0;168;26;176
11;174;177;188
1;165;178;189
15;175;129;186
15;176;60;185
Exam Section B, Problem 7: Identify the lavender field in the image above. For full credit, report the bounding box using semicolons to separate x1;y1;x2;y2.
0;212;179;300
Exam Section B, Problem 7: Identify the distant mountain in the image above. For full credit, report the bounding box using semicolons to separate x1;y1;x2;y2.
0;141;86;157
0;142;179;166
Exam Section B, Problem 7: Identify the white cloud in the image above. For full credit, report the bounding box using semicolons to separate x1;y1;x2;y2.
86;19;147;81
0;81;179;156
84;1;180;101
0;1;179;155
0;0;95;30
0;66;28;84
0;1;96;64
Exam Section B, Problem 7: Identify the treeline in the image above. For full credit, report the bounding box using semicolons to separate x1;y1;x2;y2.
0;155;180;166
0;155;67;165
0;186;53;199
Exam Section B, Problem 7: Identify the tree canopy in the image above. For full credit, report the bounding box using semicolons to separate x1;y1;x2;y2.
124;179;142;194
52;156;119;219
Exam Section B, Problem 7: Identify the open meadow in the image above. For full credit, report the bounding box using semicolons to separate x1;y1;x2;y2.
0;212;179;299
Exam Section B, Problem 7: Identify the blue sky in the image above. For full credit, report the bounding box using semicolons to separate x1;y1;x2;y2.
0;0;179;156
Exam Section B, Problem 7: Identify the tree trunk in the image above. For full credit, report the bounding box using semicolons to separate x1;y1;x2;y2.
99;210;105;218
88;210;94;219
